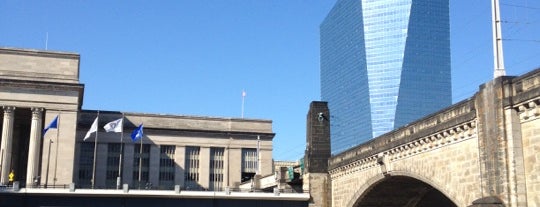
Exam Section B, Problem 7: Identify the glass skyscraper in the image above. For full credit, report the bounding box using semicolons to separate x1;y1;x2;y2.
321;0;451;154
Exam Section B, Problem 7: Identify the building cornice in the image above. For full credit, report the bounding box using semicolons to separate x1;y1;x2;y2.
0;78;84;90
0;47;79;59
78;110;275;140
515;98;540;122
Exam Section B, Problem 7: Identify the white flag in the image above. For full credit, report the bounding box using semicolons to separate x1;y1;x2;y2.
84;117;98;141
104;118;123;133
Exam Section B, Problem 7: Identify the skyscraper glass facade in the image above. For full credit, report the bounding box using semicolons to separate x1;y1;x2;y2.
321;0;451;154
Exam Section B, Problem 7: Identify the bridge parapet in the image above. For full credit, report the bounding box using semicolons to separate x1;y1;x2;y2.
329;99;477;171
329;119;477;178
506;68;540;104
507;69;540;121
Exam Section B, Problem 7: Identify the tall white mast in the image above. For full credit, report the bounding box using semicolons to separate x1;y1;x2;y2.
492;0;506;78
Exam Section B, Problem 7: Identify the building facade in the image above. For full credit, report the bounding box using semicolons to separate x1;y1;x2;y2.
0;47;274;190
320;0;452;154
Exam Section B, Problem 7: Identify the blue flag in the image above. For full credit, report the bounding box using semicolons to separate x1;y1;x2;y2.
43;115;59;135
131;124;144;141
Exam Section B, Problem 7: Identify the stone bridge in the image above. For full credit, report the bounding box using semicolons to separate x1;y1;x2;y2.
304;68;540;207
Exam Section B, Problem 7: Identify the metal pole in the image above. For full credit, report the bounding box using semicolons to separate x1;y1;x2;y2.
45;32;48;50
138;136;143;189
117;114;124;189
492;0;506;78
0;149;3;181
45;139;52;188
227;138;230;187
52;114;61;187
257;135;261;175
241;90;246;118
91;112;99;189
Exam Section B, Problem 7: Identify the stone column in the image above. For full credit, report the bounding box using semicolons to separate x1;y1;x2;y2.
304;101;331;207
199;147;210;190
0;106;15;185
26;107;43;187
228;147;242;188
475;77;513;204
174;145;185;187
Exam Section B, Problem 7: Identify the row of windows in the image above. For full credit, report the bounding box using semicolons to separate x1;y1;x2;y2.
78;144;261;190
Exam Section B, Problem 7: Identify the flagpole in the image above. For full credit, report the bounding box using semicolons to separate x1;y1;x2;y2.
53;113;60;187
241;90;246;118
45;32;48;50
117;114;124;189
257;135;260;175
91;111;99;189
42;114;58;188
45;139;52;188
0;149;3;183
138;132;143;189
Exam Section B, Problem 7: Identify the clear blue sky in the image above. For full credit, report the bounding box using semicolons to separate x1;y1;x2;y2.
1;1;539;161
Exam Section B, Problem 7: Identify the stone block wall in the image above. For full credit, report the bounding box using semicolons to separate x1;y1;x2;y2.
0;48;80;84
515;98;540;206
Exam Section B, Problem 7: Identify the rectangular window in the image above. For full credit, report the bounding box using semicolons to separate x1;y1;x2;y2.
184;146;200;190
133;144;150;188
241;148;257;182
106;143;122;189
77;142;94;188
159;145;175;189
209;147;224;191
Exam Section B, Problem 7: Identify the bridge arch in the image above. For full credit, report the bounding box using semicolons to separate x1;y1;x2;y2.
345;171;458;207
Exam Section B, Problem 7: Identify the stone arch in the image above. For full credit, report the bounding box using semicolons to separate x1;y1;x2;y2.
345;171;458;207
344;173;386;207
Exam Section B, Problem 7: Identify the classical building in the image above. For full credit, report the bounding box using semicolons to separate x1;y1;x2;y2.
0;47;274;190
320;0;452;153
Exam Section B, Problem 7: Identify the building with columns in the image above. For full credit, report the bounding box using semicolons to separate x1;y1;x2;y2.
0;47;274;190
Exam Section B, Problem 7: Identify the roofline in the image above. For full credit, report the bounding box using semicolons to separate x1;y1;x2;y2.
0;47;80;59
80;109;273;123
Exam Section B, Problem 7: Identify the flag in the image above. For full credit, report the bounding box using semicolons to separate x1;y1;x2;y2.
104;118;123;133
84;117;98;141
131;124;143;142
43;115;59;135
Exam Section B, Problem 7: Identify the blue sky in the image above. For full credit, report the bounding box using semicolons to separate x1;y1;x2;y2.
1;1;539;161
